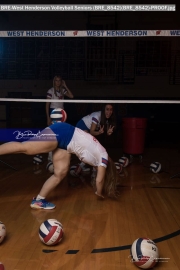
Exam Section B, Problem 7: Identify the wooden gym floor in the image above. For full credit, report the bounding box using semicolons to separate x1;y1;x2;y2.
0;145;180;270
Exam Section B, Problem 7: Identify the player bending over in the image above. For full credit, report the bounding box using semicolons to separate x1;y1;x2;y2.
0;120;118;210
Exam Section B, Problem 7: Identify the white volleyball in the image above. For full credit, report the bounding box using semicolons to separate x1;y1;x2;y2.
119;157;129;167
150;162;161;173
33;154;43;165
0;221;6;244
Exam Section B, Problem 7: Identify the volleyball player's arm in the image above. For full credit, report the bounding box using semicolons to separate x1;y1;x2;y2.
62;80;74;98
107;125;115;135
65;87;74;98
90;122;104;136
95;166;106;198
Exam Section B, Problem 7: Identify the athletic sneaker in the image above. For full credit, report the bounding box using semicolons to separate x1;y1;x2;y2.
30;197;55;210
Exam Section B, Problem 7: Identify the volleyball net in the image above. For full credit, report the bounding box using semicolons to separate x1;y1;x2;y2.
1;99;179;139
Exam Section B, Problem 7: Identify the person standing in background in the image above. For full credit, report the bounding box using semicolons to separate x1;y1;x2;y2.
46;75;74;126
46;75;73;163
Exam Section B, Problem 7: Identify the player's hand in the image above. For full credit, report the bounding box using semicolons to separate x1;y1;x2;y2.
107;125;114;135
62;80;67;87
98;125;104;135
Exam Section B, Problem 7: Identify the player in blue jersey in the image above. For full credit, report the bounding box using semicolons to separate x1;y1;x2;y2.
0;122;118;210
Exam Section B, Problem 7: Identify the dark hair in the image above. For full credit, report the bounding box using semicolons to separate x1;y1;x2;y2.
100;103;117;131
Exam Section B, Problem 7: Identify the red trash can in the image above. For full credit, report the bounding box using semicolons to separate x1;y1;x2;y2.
122;118;147;155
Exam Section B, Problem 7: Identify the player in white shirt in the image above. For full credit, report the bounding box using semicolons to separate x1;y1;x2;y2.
76;104;117;178
80;111;101;132
46;75;73;162
76;104;116;136
0;122;118;210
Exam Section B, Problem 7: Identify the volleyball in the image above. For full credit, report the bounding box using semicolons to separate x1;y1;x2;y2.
115;162;123;174
50;108;67;123
39;219;64;246
119;157;129;167
46;161;54;173
69;164;82;177
130;238;159;269
0;221;6;244
150;162;161;173
33;154;43;165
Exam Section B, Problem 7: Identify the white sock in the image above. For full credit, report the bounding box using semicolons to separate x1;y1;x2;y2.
36;195;45;200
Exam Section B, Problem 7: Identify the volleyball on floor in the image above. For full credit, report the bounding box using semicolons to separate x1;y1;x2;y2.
70;164;82;177
115;162;123;174
0;221;6;244
150;162;161;173
50;108;67;123
130;238;159;269
33;154;43;165
39;219;64;246
46;161;54;173
119;157;129;167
